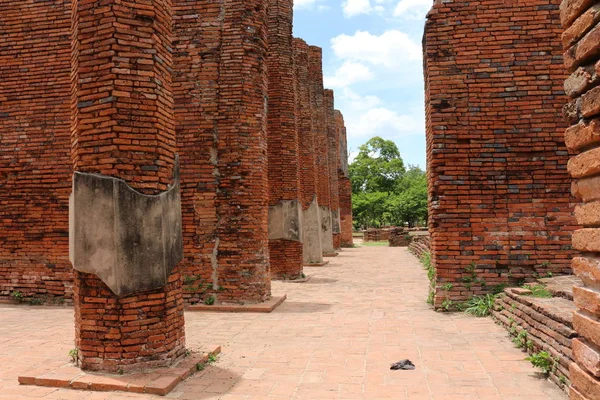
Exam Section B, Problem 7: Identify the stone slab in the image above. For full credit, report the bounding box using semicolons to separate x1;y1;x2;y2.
18;346;221;396
187;295;286;313
305;261;330;267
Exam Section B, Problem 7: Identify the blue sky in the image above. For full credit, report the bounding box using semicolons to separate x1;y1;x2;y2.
292;0;431;169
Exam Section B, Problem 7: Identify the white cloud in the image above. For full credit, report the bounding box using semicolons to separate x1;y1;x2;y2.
340;87;382;109
295;0;327;10
342;0;384;17
347;108;418;138
331;30;421;67
324;61;373;88
393;0;431;18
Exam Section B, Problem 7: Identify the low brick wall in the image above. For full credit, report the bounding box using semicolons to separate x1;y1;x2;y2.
492;284;579;392
408;234;430;260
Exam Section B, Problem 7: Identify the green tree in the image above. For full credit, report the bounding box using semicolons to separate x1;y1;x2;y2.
350;138;427;229
349;137;405;194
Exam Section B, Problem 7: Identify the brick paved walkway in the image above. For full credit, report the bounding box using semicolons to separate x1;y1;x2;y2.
0;247;566;399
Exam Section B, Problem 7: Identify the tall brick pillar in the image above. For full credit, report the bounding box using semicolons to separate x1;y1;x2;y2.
173;0;271;304
336;110;354;248
424;0;576;307
70;0;186;372
214;0;271;302
266;0;304;280
294;38;324;265
308;46;334;256
324;90;341;251
560;1;600;398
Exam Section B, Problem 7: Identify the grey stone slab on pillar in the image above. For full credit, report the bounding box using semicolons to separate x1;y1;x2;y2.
69;164;183;297
303;196;323;264
268;199;303;241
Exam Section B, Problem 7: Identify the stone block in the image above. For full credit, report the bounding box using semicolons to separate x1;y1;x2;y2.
70;170;183;297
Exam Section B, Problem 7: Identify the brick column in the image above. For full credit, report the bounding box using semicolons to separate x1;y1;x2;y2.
215;0;271;302
173;1;222;305
294;38;324;265
324;90;341;251
173;0;271;304
560;1;600;398
70;0;185;372
308;46;334;256
266;0;303;280
336;110;354;248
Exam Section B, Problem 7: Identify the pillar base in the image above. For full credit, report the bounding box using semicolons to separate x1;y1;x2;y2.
187;295;286;313
305;261;329;267
18;347;221;396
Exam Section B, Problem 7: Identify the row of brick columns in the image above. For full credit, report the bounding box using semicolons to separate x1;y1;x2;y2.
560;1;600;398
0;0;353;372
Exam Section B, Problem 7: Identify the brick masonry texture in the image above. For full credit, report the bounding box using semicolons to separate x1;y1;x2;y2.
293;38;318;211
560;0;600;398
71;0;185;371
0;1;73;302
336;110;354;248
174;0;271;303
267;0;303;280
308;47;331;211
424;0;578;307
324;90;341;250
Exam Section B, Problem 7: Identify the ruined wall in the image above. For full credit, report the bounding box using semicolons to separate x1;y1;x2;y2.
336;110;353;248
324;90;341;251
560;1;600;398
424;0;577;306
174;0;271;303
294;38;324;265
0;1;73;302
267;0;303;279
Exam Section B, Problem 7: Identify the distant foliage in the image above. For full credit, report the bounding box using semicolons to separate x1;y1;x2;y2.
350;136;427;228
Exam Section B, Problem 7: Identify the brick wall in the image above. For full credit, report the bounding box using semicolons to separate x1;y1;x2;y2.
424;0;577;306
267;0;303;279
71;0;185;371
0;1;73;302
324;90;341;250
336;110;354;247
560;1;600;398
174;0;271;303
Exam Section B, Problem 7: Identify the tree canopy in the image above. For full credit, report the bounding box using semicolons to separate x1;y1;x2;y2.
349;136;427;229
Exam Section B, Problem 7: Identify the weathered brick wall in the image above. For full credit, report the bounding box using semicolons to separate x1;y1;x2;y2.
560;1;600;398
424;0;577;306
335;110;353;248
174;0;271;303
71;0;185;371
267;0;303;279
0;1;73;302
324;90;341;250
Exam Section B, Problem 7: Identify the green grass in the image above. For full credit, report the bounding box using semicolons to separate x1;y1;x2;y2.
464;294;496;317
523;284;553;298
361;241;389;247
